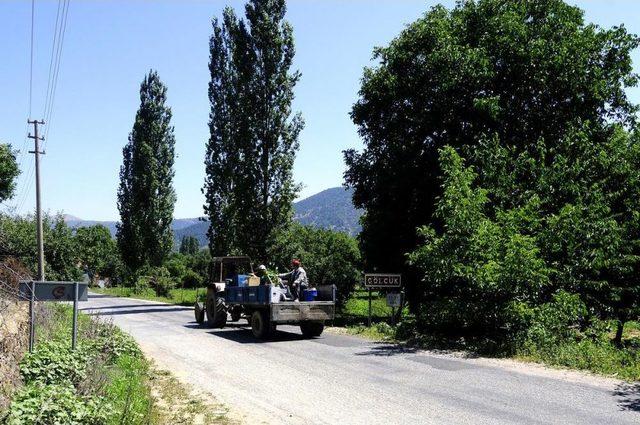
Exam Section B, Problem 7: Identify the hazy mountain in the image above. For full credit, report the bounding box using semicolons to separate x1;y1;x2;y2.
64;186;362;247
173;220;210;247
293;187;362;235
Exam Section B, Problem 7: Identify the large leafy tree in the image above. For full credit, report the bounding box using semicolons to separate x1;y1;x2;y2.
344;0;639;308
0;213;80;281
410;126;640;347
0;143;19;203
74;225;119;282
204;0;303;262
117;71;176;272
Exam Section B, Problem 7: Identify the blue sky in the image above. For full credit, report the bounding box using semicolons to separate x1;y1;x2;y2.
1;0;639;221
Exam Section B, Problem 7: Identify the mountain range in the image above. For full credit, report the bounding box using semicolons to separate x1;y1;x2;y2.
64;187;362;246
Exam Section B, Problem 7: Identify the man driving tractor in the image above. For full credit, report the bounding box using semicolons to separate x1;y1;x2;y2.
278;259;308;301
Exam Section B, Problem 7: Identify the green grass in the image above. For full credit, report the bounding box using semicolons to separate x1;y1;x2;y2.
341;322;397;341
92;286;206;305
516;336;640;381
335;289;408;328
105;354;154;424
342;289;392;317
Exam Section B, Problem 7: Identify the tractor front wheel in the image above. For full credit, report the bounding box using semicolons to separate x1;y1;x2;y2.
206;288;227;328
194;302;205;324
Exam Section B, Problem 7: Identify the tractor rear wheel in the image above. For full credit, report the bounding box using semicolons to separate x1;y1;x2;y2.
206;288;227;328
251;310;275;339
300;322;324;338
194;302;205;324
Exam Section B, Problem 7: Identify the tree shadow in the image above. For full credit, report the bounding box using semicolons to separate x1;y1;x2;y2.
80;306;192;316
614;382;640;412
83;303;172;310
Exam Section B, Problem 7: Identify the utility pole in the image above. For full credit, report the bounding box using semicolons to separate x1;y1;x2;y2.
28;119;45;281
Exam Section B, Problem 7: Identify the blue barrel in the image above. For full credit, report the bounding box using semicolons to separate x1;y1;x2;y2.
302;289;317;301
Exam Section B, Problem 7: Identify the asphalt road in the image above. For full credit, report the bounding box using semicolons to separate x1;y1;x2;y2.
82;294;639;424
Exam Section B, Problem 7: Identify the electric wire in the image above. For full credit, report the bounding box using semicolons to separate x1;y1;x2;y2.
43;0;70;146
15;0;71;214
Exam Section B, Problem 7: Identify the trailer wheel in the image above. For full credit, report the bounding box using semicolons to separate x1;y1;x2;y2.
194;302;205;324
206;288;227;328
300;322;324;338
250;310;274;339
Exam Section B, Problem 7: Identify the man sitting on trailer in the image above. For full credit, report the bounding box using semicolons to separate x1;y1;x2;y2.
278;259;308;301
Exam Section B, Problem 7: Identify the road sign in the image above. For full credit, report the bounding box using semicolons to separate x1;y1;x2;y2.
19;281;88;301
18;281;88;351
364;273;401;288
386;292;402;308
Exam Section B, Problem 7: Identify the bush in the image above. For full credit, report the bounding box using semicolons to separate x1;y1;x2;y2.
408;147;550;342
522;291;588;349
153;276;175;298
5;382;111;425
181;269;201;289
86;324;142;361
165;256;187;280
5;305;151;424
132;266;175;297
19;340;88;386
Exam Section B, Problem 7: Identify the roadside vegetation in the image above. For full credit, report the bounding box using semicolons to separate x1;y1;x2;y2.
0;303;232;424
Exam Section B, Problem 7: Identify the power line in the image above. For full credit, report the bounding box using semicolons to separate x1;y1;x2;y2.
28;0;34;118
43;0;63;122
43;0;71;145
15;0;71;214
13;0;38;213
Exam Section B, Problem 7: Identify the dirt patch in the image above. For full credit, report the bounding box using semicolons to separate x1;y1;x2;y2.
148;367;239;424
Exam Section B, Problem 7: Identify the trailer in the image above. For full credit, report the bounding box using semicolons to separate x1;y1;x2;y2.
194;256;335;339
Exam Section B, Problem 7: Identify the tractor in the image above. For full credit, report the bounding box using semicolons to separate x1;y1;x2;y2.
194;256;335;339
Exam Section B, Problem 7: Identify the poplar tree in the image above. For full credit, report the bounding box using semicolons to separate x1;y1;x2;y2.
204;0;303;262
117;71;176;271
179;235;200;255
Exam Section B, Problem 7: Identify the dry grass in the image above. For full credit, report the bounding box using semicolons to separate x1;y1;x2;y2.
0;257;31;413
148;368;237;424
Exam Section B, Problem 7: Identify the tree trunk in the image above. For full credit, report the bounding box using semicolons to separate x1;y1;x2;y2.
614;320;625;347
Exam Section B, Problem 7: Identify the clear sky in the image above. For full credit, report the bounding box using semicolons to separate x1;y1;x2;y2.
1;0;639;221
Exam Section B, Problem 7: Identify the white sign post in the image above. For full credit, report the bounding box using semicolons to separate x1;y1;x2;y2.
19;281;89;351
363;274;402;327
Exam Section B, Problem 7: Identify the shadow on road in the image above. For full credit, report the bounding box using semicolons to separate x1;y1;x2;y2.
614;382;640;412
80;306;192;316
203;327;306;344
183;322;248;329
83;303;173;310
354;344;421;357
